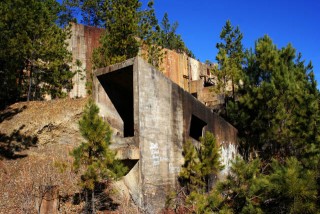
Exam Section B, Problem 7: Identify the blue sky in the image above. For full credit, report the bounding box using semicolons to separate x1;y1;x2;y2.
60;0;320;85
140;0;320;85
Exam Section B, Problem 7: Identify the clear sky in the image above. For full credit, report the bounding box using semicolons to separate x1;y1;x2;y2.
59;0;320;85
140;0;320;85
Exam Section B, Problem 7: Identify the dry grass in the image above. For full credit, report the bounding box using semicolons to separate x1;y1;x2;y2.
0;98;140;213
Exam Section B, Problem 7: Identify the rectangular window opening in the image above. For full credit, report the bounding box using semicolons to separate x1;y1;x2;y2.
189;114;207;141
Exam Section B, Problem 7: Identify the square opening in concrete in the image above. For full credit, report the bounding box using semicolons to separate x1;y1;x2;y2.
189;114;207;141
204;77;214;87
97;65;134;137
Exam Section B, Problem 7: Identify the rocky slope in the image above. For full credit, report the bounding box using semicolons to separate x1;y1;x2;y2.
0;98;137;213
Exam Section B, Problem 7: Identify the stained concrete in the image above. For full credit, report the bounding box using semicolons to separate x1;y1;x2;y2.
93;57;237;213
67;23;104;98
68;23;226;109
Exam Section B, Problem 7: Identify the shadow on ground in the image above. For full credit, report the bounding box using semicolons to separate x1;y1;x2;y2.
0;105;27;123
0;125;38;159
61;181;119;213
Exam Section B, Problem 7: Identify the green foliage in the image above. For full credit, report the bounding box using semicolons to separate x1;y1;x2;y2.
138;0;164;69
216;20;244;100
216;20;244;101
93;0;140;68
217;157;268;213
217;157;318;213
179;140;203;193
227;35;320;163
137;2;195;68
266;157;318;214
160;13;194;58
63;0;105;27
177;132;223;212
0;0;73;105
220;30;320;213
71;100;127;190
92;1;194;69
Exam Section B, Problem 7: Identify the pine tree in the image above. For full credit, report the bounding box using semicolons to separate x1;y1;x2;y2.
159;13;194;57
138;0;164;69
178;132;223;212
216;20;244;103
222;34;320;213
216;157;318;213
0;0;73;105
217;157;268;213
265;157;318;214
92;0;141;68
179;140;203;194
227;35;320;162
71;100;127;213
62;0;105;27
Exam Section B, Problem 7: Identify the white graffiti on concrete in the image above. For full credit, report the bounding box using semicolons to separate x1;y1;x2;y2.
220;142;237;176
150;142;160;166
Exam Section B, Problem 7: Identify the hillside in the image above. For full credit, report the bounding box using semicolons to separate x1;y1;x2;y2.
0;98;137;213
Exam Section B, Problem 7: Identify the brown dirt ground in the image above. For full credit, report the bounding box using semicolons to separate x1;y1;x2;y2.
0;98;139;214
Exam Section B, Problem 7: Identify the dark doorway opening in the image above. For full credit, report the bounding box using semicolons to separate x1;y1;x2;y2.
97;65;134;137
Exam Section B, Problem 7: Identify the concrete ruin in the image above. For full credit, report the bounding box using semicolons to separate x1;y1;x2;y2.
68;23;226;108
67;23;104;98
93;57;237;213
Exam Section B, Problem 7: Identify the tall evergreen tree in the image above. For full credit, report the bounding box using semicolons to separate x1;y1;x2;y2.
138;0;164;68
176;132;223;212
216;20;244;103
72;100;127;213
217;157;267;213
63;0;105;27
217;157;318;213
227;35;320;162
222;34;320;212
92;0;141;68
159;12;194;58
0;0;73;106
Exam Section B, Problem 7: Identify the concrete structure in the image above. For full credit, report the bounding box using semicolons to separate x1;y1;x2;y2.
93;57;237;213
68;23;224;108
67;23;104;98
161;49;224;108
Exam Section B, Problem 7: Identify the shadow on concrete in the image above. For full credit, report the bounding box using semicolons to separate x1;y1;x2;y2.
0;105;27;123
0;125;38;159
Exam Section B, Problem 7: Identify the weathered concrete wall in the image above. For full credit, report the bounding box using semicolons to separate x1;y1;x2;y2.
67;23;104;98
94;57;237;213
68;23;225;108
137;59;184;212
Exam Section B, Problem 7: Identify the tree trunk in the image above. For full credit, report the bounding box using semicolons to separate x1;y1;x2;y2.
231;76;235;100
18;67;24;101
92;189;95;214
27;64;33;102
85;189;89;214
